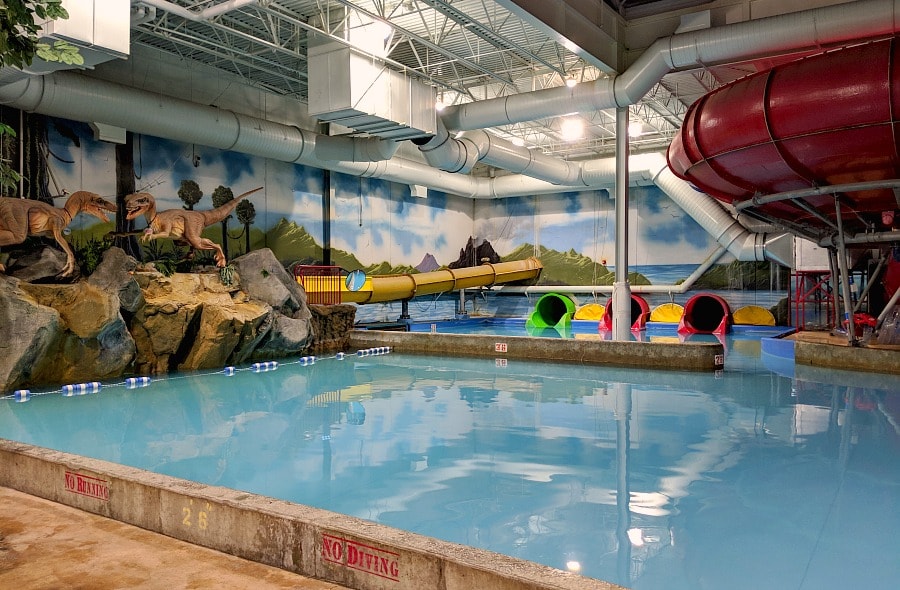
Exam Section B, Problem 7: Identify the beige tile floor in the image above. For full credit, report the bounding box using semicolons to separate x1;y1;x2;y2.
0;486;350;590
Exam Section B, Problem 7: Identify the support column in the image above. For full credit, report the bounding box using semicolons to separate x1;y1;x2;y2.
833;198;857;345
613;107;632;341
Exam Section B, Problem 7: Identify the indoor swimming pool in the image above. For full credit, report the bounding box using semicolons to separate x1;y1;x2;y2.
1;341;898;589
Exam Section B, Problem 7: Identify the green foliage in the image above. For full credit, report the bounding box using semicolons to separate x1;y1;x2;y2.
177;179;202;210
219;264;236;286
211;185;233;259
0;0;70;69
189;248;215;269
502;243;650;287
73;234;112;276
141;240;187;276
0;123;21;195
236;199;256;225
35;38;82;65
211;185;234;208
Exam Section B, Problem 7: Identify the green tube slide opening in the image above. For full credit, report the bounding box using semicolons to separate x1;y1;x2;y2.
526;292;576;331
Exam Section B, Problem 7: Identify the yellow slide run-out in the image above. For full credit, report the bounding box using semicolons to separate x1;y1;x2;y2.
333;257;542;304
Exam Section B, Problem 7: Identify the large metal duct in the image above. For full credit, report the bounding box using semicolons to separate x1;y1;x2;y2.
439;0;900;132
649;154;794;265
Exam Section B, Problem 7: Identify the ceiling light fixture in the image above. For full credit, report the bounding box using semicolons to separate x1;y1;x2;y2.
565;76;577;88
560;118;583;141
628;121;643;138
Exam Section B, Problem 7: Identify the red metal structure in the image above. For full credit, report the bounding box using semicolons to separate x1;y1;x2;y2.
792;271;835;330
667;37;900;237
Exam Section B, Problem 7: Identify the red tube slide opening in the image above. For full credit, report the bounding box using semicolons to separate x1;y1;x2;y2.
678;293;732;335
599;294;651;332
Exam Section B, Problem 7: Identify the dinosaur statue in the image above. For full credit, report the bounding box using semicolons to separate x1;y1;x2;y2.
0;191;117;276
125;187;263;267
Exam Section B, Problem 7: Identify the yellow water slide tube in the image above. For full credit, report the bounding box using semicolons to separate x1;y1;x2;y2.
341;257;542;304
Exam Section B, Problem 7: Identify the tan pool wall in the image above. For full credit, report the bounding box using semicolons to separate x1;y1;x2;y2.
350;331;725;371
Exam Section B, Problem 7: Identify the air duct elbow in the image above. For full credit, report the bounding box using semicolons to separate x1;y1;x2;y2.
417;119;478;173
456;130;584;185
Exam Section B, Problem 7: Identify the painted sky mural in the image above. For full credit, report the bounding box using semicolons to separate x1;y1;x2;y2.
45;116;721;285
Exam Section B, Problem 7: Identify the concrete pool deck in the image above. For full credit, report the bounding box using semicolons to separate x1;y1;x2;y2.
0;439;624;590
0;486;350;590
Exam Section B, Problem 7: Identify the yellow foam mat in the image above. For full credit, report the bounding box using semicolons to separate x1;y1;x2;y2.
574;302;605;320
650;302;684;323
732;305;775;326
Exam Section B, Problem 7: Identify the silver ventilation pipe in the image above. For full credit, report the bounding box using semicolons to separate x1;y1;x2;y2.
648;154;793;265
0;70;584;198
415;116;479;173
455;130;584;185
440;0;900;131
417;116;585;185
0;71;404;166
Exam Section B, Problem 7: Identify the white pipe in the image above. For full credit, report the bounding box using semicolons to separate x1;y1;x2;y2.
415;117;479;173
314;135;401;162
648;153;794;264
140;0;258;22
455;130;584;185
440;0;900;131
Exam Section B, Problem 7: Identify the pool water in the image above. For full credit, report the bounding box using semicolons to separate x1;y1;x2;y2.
1;340;898;589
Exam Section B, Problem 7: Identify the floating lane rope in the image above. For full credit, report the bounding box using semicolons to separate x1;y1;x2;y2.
356;347;392;356
125;376;152;389
2;349;383;401
61;382;102;396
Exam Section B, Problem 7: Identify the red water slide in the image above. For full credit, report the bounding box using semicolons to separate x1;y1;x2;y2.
667;37;900;236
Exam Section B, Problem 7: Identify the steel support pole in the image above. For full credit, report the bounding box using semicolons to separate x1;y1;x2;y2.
613;108;632;341
833;198;858;345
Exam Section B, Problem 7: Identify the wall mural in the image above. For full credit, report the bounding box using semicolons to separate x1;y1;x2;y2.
45;116;726;291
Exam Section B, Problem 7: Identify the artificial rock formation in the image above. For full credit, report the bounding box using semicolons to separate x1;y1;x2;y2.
129;270;273;374
0;275;135;389
307;304;357;355
0;247;350;391
0;275;63;389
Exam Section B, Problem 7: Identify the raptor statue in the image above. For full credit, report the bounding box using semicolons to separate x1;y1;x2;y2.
125;187;263;267
0;191;117;276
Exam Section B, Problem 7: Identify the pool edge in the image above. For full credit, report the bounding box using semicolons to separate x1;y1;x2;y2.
0;438;624;590
351;331;725;371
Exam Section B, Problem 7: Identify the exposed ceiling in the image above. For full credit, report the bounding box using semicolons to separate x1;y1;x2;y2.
127;0;719;162
125;0;853;167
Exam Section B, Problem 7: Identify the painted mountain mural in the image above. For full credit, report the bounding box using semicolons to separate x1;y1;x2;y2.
416;253;440;272
503;244;650;286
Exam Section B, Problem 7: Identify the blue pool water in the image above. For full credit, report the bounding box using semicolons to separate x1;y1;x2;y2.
1;335;898;589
